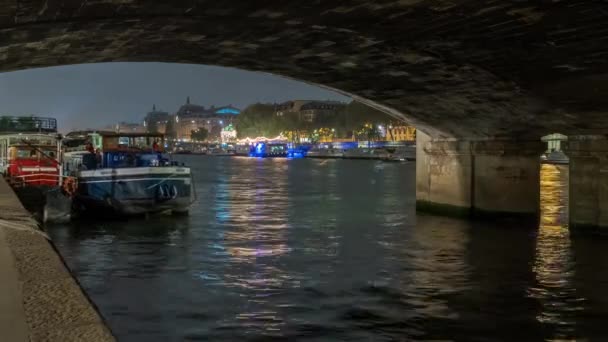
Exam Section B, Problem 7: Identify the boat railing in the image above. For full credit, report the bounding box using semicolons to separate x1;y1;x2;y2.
0;116;58;133
63;146;89;153
7;174;79;198
6;173;66;188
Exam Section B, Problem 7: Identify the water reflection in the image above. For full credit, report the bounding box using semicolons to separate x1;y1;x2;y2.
45;157;608;341
222;159;291;335
531;164;583;339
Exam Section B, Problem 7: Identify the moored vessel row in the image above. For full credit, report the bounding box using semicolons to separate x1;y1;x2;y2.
0;116;196;222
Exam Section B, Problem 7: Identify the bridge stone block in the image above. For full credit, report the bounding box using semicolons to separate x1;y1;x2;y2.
416;132;543;221
566;136;608;234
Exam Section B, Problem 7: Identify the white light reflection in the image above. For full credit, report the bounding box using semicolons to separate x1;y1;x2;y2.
219;159;292;333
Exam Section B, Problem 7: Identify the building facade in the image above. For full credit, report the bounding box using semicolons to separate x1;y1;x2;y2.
220;124;237;142
143;105;170;133
275;100;346;123
385;125;416;142
172;97;240;141
103;122;146;133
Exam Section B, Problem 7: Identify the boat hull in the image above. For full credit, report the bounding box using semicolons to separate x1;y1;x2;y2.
74;167;194;216
10;185;72;222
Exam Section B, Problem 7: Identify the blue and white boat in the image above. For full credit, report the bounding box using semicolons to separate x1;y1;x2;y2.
63;131;195;216
248;142;288;158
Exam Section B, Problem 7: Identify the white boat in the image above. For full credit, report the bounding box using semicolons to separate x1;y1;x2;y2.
386;145;416;162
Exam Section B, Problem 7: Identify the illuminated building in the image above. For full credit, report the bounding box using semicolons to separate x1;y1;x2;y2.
220;124;237;142
143;104;170;133
386;125;416;142
274;100;346;123
103;122;146;133
171;97;240;141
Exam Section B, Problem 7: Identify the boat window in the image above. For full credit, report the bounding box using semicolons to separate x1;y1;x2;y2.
270;145;285;153
118;136;130;146
43;149;57;159
132;137;149;149
14;149;37;159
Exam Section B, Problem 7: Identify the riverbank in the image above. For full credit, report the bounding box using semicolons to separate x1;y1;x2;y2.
0;179;114;341
181;152;415;161
306;154;414;161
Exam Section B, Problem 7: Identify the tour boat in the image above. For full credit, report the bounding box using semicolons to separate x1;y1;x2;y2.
235;144;252;156
249;142;288;158
63;131;195;216
207;144;236;156
0;116;70;221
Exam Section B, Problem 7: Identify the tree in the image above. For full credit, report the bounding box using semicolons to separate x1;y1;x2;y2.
190;128;208;142
234;100;396;140
342;101;393;132
235;103;283;138
355;123;381;142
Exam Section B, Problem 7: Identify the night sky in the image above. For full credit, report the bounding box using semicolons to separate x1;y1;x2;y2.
0;63;350;132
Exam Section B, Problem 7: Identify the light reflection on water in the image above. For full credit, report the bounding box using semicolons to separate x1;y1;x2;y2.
532;164;583;340
46;158;608;341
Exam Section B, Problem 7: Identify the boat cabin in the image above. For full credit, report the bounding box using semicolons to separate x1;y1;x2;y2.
249;142;288;158
0;117;61;186
63;131;171;172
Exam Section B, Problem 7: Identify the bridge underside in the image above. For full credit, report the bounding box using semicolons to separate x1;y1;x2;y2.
1;0;608;139
2;1;608;231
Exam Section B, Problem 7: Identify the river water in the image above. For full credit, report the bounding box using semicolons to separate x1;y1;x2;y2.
46;158;608;341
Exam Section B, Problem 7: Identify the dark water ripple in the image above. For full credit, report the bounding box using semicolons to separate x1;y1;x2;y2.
46;158;608;341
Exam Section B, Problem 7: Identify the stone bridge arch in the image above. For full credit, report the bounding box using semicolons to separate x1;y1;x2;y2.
2;0;608;230
1;0;607;139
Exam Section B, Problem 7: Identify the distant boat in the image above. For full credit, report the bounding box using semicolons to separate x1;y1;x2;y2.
306;148;344;158
235;144;251;156
249;142;288;158
207;146;235;157
386;145;416;162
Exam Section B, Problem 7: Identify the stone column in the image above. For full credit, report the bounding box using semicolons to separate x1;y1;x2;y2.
566;135;608;233
416;132;473;217
416;132;544;221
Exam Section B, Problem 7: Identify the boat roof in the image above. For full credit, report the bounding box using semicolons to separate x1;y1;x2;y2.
65;130;164;138
99;132;164;138
0;116;57;134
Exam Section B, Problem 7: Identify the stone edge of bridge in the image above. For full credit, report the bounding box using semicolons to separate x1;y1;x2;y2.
0;178;114;342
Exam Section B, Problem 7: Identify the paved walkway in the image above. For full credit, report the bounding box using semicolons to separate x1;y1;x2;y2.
0;179;114;341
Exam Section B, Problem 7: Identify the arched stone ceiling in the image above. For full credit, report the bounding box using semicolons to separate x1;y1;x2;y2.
1;0;607;139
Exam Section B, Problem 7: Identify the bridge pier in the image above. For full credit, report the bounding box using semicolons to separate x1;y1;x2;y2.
566;136;608;234
416;132;544;221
